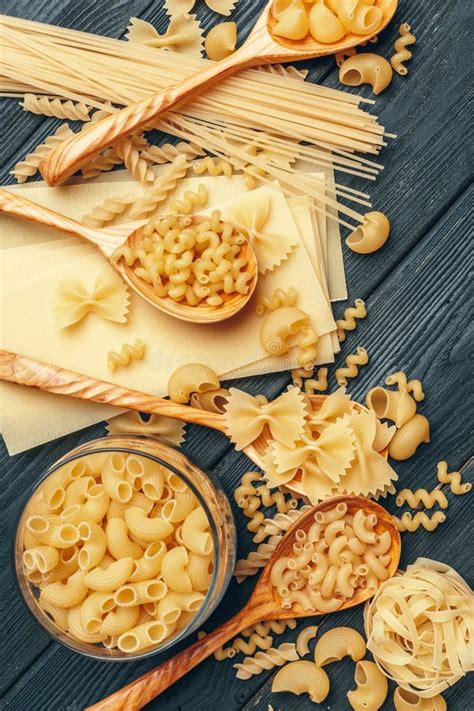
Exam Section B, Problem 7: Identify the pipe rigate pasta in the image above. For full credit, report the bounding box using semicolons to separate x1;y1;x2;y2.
21;94;92;121
393;511;446;533
167;363;220;404
314;627;366;666
396;488;449;510
388;414;430;460
272;660;330;702
190;387;230;413
336;298;367;342
391;23;417;76
366;387;417;429
107;340;145;373
346;211;390;254
234;642;299;679
393;687;447;711
260;306;309;355
205;22;237;61
337;1;383;36
347;660;389;711
436;460;472;495
339;53;393;95
308;1;345;43
273;1;309;41
336;346;369;386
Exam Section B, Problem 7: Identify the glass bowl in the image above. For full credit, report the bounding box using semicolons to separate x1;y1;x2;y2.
14;435;236;661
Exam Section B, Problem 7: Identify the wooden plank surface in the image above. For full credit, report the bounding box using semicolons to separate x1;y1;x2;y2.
1;0;472;709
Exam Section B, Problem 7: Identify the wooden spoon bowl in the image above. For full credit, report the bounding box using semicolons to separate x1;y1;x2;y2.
85;495;400;710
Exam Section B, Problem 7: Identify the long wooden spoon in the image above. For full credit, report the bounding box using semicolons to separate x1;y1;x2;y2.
0;189;257;323
39;0;398;186
85;495;400;710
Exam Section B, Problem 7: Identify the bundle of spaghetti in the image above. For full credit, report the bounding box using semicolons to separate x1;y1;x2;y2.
233;535;282;582
20;93;92;121
11;123;74;182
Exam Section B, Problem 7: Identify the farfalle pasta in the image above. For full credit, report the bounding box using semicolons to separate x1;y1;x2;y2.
54;273;130;329
126;15;204;57
165;0;238;16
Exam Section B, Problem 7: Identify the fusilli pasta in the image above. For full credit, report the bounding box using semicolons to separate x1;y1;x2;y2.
385;371;425;401
169;184;208;214
233;535;282;582
140;142;203;165
81;195;137;228
396;488;449;510
233;642;299;679
390;23;416;76
393;511;446;533
129;155;189;219
336;298;367;342
193;156;232;177
107;339;146;372
115;138;155;185
21;94;92;121
11;124;74;183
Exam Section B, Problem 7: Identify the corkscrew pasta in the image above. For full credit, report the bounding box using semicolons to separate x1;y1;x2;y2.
347;660;388;711
20;452;214;653
167;363;220;404
385;371;425;401
391;23;416;76
205;22;237;61
128;155;189;219
140;141;203;166
272;660;330;703
11;124;74;183
346;211;391;254
193;156;232;177
21;94;92;121
339;53;393;95
396;488;449;510
235;642;300;679
336;346;369;386
107;340;146;372
256;288;298;316
169;184;208;214
336;298;367;342
393;511;446;533
436;460;472;495
81;195;137;228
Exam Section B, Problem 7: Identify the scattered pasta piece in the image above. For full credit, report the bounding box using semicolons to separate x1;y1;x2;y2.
385;371;425;401
129;155;189;219
105;412;185;445
303;368;329;394
339;53;393;95
388;414;430;460
11;124;74;183
21;94;92;121
346;212;390;254
396;488;448;510
205;22;237;61
390;23;416;76
273;1;309;41
393;511;446;533
261;506;312;537
115;138;155;185
235;642;299;679
436;460;472;495
193;156;232;177
260;306;309;356
54;273;130;328
364;558;473;698
336;299;367;342
314;627;366;666
107;339;145;372
169;184;208;214
272;660;330;702
256;287;298;316
308;1;345;43
223;387;308;450
190;388;230;414
81;194;137;228
233;535;282;582
366;387;417;429
297;325;319;369
167;363;220;404
295;625;319;657
126;16;204;58
336;346;369;386
335;47;357;67
141;141;203;165
393;687;447;711
347;660;388;711
165;0;238;16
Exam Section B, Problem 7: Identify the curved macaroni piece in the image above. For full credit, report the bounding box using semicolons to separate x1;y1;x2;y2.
366;387;417;429
347;660;389;711
68;604;107;644
129;155;189;219
167;363;220;404
396;488;448;510
385;372;425;401
169;184;208;214
85;557;134;592
272;660;330;702
21;94;92;121
256;287;298;316
436;460;472;495
77;521;107;570
126;15;204;59
234;642;299;679
181;507;213;555
233;470;261;506
106;519;143;560
295;625;319;656
40;570;88;608
193;156;232;177
339;53;393;95
308;2;345;44
336;346;369;386
11;124;74;183
388;414;430;460
54;272;130;328
190;387;230;413
81;194;136;228
346;211;390;254
107;339;145;372
260;306;309;355
336;298;367;342
101;605;140;637
141;141;203;166
124;506;174;542
393;687;447;711
106;411;185;446
118;620;168;653
391;23;416;76
205;22;237;61
393;511;446;533
314;627;366;666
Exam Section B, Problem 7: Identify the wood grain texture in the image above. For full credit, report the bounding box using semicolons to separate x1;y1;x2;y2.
0;0;472;709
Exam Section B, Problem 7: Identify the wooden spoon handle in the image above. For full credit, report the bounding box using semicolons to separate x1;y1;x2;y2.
85;602;270;711
0;188;106;248
40;48;255;187
0;350;227;432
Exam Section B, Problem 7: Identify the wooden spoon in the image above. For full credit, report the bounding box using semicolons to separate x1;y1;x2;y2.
84;495;400;710
0;189;257;324
39;0;398;186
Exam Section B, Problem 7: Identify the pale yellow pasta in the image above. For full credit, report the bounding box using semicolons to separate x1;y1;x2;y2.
233;535;282;582
259;305;309;356
118;620;168;653
366;386;417;429
347;660;388;711
106;519;143;560
40;570;88;608
193;156;232;177
114;579;167;607
393;511;446;533
390;23;416;76
77;521;107;571
101;452;133;504
272;660;330;703
23;546;60;574
436;460;472;495
233;641;298;679
55;270;131;328
107;492;154;520
314;627;366;666
303;368;329;394
11;124;74;183
205;21;237;61
170;184;208;214
80;592;115;634
190;387;230;414
186;551;213;592
295;625;319;657
346;211;390;254
43;547;80;585
352;509;377;544
101;605;141;637
273;1;309;41
181;507;213;555
124;507;174;543
338;2;383;36
315;502;348;525
129;541;167;583
21;93;92;121
385;371;425;401
26;516;80;549
388;414;430;460
167;363;220;404
396;488;449;510
107;339;145;373
106;412;186;445
393;687;447;711
64;477;95;508
41;460;89;509
85;557;135;592
336;346;369;386
256;287;298;316
339;52;393;95
67;604;107;644
336;298;367;342
38;598;70;631
62;484;110;525
161;546;193;593
308;1;345;43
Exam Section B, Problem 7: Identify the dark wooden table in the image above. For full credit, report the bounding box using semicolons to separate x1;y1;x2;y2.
1;1;472;709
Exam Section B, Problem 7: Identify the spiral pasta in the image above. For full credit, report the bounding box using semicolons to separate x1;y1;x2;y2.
233;535;282;582
115;138;155;185
296;325;319;369
11;124;74;183
234;642;299;679
21;94;92;121
192;156;232;177
336;346;369;386
256;288;298;316
107;340;146;372
169;184;208;214
336;298;367;342
81;146;124;180
140;142;203;165
393;511;446;533
436;461;472;495
385;371;425;401
391;23;416;76
129;155;189;219
303;368;329;394
81;195;137;228
261;506;312;537
396;488;449;510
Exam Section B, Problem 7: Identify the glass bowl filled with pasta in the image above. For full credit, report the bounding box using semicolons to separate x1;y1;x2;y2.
14;436;236;660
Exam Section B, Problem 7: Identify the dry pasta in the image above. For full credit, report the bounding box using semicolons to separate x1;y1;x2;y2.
297;325;319;368
115;138;155;185
388;414;430;460
295;625;319;657
126;16;204;58
141;141;203;165
190;387;230;414
347;660;388;711
339;53;393;95
205;22;237;61
21;93;92;121
393;511;446;533
167;363;220;404
366;387;417;429
193;156;232;177
385;372;425;401
107;340;145;372
259;306;309;356
346;211;390;254
314;627;366;666
128;155;189;219
54;272;130;328
81;194;137;228
169;184;208;214
336;298;367;342
256;287;298;316
232;536;282;581
396;488;449;510
393;687;447;711
336;346;369;386
272;660;330;703
391;23;416;76
234;642;299;679
436;460;472;495
273;2;309;42
11;124;74;183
